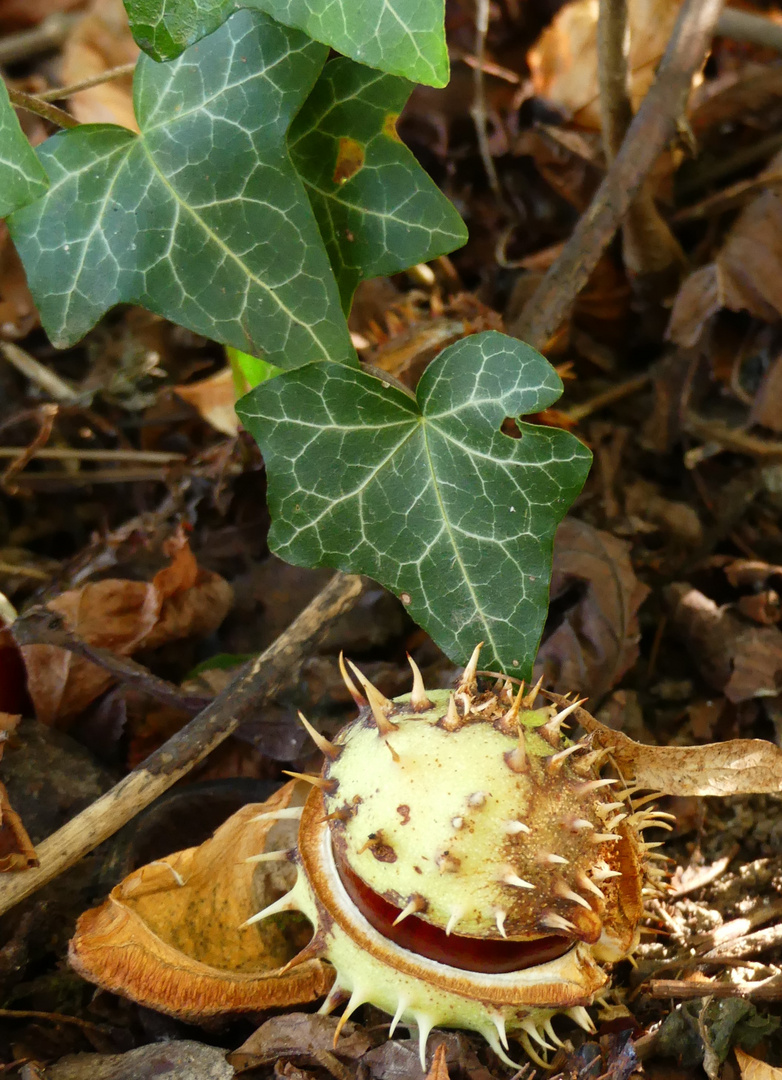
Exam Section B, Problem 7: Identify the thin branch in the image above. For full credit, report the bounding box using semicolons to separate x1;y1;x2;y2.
471;0;502;198
564;372;652;423
0;13;77;65
0;561;51;581
597;0;686;295
598;0;633;159
6;87;79;130
0;572;364;916
717;7;782;52
649;978;782;1000
0;447;186;463
513;0;725;350
11;607;213;714
36;62;138;102
9;469;179;488
2;342;80;404
2;405;57;498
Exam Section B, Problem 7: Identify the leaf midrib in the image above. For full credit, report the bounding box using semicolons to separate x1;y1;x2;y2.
420;418;500;658
137;136;330;357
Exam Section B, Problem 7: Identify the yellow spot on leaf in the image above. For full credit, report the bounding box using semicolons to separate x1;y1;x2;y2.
333;137;364;184
383;113;402;142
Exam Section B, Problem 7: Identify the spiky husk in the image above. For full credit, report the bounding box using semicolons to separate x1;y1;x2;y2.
249;654;663;1066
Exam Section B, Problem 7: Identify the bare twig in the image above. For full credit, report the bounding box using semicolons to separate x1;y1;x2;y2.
0;14;77;65
6;87;79;130
649;978;782;1000
0;561;51;581
684;412;782;460
471;0;502;198
514;0;724;350
564;371;652;422
0;572;364;916
36;62;137;102
2;405;57;498
717;7;782;53
1;343;80;404
9;469;180;487
598;0;686;298
11;607;213;714
673;171;782;223
0;446;185;463
598;0;634;159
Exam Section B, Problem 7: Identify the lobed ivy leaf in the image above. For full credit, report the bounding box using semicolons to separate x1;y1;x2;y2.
9;11;354;368
238;331;592;675
125;0;448;87
289;59;467;311
0;79;49;217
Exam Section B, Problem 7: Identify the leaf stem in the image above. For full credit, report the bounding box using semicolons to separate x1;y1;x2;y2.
7;87;79;129
35;61;137;102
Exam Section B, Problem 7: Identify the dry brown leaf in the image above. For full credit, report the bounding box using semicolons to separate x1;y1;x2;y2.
533;519;650;699
527;0;681;128
0;225;39;339
736;1048;782;1080
69;781;333;1019
44;1041;233;1080
669;150;782;346
21;531;233;726
0;0;86;31
0;711;20;756
60;0;139;130
0;713;38;872
0;779;38;871
749;351;782;434
425;1043;450;1080
666;583;782;703
174;368;239;437
230;1014;371;1071
563;696;782;796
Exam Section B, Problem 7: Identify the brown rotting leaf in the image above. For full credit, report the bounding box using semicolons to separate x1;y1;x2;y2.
20;530;233;726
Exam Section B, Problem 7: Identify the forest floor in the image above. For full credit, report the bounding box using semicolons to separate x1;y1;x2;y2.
2;1;782;1078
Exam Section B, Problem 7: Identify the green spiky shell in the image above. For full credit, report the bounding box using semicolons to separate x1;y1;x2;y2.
322;688;635;947
248;661;661;1068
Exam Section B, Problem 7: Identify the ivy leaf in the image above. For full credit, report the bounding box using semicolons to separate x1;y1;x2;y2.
238;331;592;675
125;0;448;87
289;59;467;310
0;80;49;217
9;11;355;368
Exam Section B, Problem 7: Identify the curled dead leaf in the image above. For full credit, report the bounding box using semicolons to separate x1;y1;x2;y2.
736;1048;782;1080
174;368;239;437
534;519;650;699
666;583;782;703
21;530;233;727
669;149;782;346
229;1013;371;1071
60;0;139;130
558;696;782;796
69;781;332;1018
528;0;681;127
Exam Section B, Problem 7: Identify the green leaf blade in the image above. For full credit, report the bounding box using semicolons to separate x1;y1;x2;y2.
238;331;592;675
289;59;467;308
0;79;50;217
9;11;355;368
124;0;448;86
